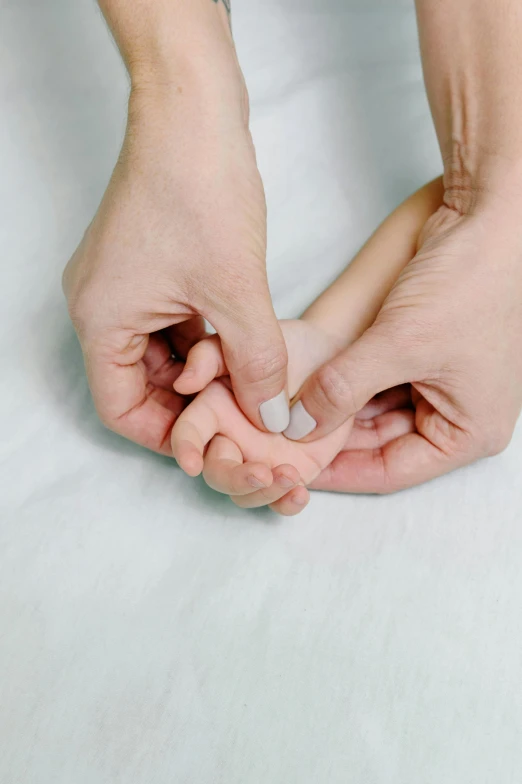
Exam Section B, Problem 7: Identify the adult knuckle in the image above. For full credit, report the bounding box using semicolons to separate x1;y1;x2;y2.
65;283;95;340
67;296;86;333
239;342;288;384
315;362;355;413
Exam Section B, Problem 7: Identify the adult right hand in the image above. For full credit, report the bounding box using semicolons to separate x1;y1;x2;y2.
63;3;289;456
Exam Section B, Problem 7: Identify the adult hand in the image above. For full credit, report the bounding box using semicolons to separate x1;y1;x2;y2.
63;2;289;456
286;0;522;493
288;197;522;492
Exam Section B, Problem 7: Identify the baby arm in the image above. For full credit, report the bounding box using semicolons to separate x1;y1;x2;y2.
300;177;444;345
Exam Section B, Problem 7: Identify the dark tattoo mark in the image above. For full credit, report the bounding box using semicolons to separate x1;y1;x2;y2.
213;0;231;17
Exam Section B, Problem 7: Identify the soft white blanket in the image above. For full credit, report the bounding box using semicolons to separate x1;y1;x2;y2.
1;1;521;781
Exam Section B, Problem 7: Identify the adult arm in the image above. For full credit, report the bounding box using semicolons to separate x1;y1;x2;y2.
63;0;290;456
287;0;522;492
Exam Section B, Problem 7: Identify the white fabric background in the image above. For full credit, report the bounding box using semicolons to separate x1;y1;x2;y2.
1;1;522;782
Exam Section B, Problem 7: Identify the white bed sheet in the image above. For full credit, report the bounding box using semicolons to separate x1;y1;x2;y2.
1;1;522;782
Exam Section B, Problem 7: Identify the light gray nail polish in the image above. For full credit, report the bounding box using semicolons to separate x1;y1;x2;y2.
284;401;317;441
259;390;290;433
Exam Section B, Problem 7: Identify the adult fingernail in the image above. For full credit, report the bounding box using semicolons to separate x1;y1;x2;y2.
259;390;290;433
284;401;317;441
248;475;267;489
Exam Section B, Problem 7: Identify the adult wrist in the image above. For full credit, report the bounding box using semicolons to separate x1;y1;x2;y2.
129;41;249;136
443;141;522;218
416;0;522;216
106;0;247;127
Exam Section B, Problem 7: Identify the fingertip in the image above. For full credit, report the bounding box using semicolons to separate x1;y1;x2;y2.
173;367;200;395
184;455;204;478
270;485;310;516
291;486;310;508
175;439;204;477
283;400;318;442
273;463;300;489
258;389;290;433
244;462;274;490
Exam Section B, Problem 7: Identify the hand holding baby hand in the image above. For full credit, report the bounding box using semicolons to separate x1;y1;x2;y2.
171;322;352;514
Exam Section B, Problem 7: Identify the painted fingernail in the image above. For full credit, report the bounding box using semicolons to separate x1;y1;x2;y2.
276;475;295;488
248;475;267;489
284;401;317;441
259;390;290;433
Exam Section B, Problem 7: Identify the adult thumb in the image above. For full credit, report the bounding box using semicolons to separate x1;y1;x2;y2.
284;325;414;442
212;292;290;433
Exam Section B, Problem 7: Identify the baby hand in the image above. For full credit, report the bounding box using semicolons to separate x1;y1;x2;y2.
171;320;352;514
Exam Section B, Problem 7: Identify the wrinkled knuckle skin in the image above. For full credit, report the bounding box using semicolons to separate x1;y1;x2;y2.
65;278;103;343
240;343;288;385
315;363;355;415
66;292;91;340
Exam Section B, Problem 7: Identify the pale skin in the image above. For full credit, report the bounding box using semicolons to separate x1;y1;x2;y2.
171;179;444;514
288;0;522;493
63;0;522;494
63;0;291;454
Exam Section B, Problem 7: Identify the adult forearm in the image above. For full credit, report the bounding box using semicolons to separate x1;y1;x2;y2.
416;0;522;212
98;0;243;106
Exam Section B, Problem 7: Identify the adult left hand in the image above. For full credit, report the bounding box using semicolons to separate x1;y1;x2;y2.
288;199;522;493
